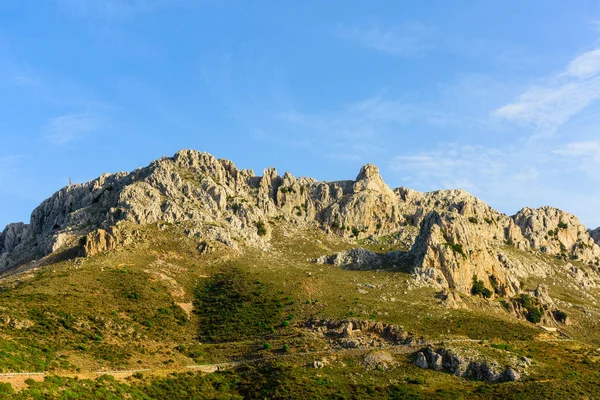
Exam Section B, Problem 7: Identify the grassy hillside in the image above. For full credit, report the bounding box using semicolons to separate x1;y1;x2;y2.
0;222;599;398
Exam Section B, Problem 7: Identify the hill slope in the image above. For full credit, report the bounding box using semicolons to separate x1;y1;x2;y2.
1;149;600;398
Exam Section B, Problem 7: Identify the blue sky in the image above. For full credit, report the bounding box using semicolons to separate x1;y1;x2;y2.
2;1;600;229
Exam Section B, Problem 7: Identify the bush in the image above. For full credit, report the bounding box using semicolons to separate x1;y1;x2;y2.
527;307;543;324
558;221;568;229
263;342;271;350
471;275;492;298
351;227;360;237
0;383;14;395
554;310;568;323
254;221;267;236
468;217;478;224
447;243;465;257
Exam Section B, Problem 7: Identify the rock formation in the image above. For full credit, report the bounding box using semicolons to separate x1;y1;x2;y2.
2;149;600;303
591;227;600;246
414;346;526;382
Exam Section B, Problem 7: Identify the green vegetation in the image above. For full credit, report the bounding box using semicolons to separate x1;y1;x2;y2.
515;294;544;324
554;310;568;323
193;268;287;343
468;217;478;224
558;221;568;230
0;222;599;398
254;221;267;236
471;275;492;298
446;243;466;257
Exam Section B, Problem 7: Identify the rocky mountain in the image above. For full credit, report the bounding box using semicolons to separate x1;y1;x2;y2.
2;149;600;302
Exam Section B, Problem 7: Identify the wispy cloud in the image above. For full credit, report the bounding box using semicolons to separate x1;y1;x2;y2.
44;113;103;145
555;140;600;162
338;22;434;56
389;144;516;193
493;47;600;136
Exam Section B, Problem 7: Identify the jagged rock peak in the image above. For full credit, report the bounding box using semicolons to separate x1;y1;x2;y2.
355;164;381;181
353;164;394;195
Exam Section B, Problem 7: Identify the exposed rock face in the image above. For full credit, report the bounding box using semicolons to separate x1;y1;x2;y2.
414;347;525;382
591;227;600;246
513;207;600;261
2;149;600;304
314;248;409;270
81;227;122;257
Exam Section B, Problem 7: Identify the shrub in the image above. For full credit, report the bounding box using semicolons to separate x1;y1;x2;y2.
282;344;289;352
527;307;543;324
0;383;14;395
554;310;568;323
468;217;478;224
351;227;360;237
558;221;568;230
447;243;465;257
263;342;271;350
516;294;544;324
471;275;492;298
254;221;267;236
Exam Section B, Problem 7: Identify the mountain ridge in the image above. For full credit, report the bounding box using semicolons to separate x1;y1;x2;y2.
2;149;599;302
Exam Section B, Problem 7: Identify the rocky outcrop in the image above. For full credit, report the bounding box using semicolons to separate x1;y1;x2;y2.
81;226;122;257
313;248;410;270
414;346;526;382
513;207;600;262
304;319;419;347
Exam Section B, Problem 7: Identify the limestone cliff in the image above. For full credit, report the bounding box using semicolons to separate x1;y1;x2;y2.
2;149;600;302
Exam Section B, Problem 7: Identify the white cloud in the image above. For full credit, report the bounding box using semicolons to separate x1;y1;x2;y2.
566;49;600;78
493;48;600;135
44;113;102;145
555;141;600;162
339;22;434;56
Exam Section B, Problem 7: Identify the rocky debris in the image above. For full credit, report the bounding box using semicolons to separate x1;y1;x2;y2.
304;319;419;348
362;351;395;370
414;346;525;382
313;248;409;270
9;318;34;330
437;289;467;309
197;240;215;255
415;352;428;369
563;263;598;289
